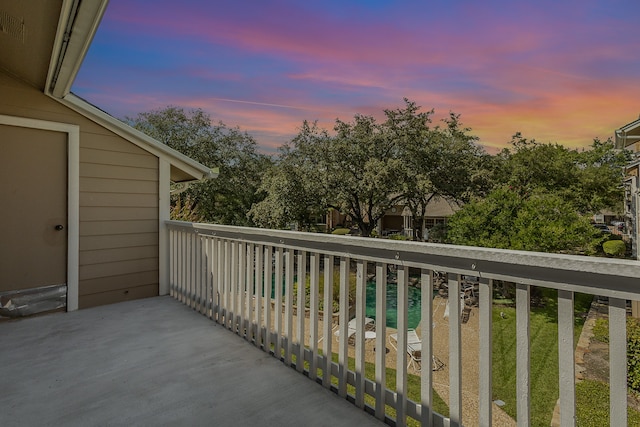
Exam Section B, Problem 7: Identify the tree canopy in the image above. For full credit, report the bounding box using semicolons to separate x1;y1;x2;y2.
250;99;486;237
447;134;629;254
127;106;271;226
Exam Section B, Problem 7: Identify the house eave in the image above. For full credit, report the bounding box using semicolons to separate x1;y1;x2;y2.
46;0;109;99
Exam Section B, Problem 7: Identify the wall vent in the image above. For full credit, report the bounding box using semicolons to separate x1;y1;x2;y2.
0;10;25;43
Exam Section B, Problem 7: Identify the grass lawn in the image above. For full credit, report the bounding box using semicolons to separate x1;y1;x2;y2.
492;290;593;426
575;380;640;426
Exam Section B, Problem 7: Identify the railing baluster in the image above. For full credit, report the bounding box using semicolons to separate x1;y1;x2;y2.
309;252;320;381
448;273;462;427
230;241;238;332
338;256;350;398
296;251;307;373
216;239;224;324
274;247;283;359
223;240;230;327
239;242;247;336
479;277;493;427
199;235;206;315
209;238;215;319
375;262;387;421
420;269;433;426
558;289;575;427
355;259;367;409
169;229;175;298
264;246;273;354
181;231;187;304
284;248;294;366
516;282;531;427
609;297;627;427
255;244;264;347
245;243;254;341
323;254;334;388
396;265;409;427
190;232;196;309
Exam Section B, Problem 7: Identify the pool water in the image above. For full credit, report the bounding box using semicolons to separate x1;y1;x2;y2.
365;282;422;329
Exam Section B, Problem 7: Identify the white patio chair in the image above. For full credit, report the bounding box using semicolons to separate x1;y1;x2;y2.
389;329;444;372
334;317;376;344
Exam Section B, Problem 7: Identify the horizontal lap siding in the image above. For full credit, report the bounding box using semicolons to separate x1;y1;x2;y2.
0;73;160;309
79;141;159;309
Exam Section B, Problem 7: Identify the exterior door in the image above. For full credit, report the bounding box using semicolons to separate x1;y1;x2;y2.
0;124;67;292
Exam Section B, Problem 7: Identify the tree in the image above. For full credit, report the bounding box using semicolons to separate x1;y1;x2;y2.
127;106;271;225
385;100;491;240
248;129;327;230
495;134;629;215
446;187;602;254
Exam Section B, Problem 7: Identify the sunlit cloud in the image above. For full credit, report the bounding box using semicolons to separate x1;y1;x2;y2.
73;0;640;155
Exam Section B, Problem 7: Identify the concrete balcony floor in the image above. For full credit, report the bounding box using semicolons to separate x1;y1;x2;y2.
0;296;384;427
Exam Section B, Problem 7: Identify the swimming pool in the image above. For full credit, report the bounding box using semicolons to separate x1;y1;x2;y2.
365;281;422;329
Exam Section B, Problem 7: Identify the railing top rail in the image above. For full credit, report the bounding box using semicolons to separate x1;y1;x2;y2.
167;220;640;299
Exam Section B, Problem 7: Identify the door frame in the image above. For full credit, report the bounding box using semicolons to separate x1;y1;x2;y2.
0;114;79;311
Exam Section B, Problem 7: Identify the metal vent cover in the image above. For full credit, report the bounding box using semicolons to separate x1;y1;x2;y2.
0;10;25;43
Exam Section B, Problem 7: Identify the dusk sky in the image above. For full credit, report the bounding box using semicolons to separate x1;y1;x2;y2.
73;0;640;154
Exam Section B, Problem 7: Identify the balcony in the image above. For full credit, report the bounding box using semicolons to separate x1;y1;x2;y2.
3;220;639;426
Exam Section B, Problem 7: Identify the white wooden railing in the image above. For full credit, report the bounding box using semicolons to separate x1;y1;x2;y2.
167;220;640;427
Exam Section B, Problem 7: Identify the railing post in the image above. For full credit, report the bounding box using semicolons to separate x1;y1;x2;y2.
516;283;531;427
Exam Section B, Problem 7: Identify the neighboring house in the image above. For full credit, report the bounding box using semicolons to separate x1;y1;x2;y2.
615;117;640;261
379;197;459;238
0;0;214;315
325;196;458;237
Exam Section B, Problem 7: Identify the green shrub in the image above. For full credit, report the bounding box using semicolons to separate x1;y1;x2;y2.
628;318;640;393
603;240;626;257
331;228;350;235
389;234;409;240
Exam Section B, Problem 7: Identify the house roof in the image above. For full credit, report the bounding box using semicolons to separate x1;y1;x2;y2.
0;0;215;182
615;116;640;150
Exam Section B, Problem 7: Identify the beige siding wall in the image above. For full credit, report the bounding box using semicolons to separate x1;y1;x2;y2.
0;72;159;308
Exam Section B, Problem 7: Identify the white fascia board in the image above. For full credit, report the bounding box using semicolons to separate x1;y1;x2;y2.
47;0;109;98
58;93;217;181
